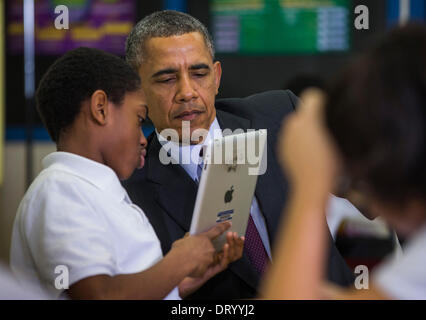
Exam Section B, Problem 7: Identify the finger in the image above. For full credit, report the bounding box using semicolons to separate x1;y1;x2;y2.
236;236;245;258
204;221;232;240
220;243;230;268
214;247;223;264
298;88;326;118
229;238;240;261
226;231;234;245
238;236;245;248
234;234;243;247
228;235;243;261
213;252;221;265
231;232;239;258
226;232;235;259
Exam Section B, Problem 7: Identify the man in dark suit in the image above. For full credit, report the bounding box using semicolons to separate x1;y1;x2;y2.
124;10;354;299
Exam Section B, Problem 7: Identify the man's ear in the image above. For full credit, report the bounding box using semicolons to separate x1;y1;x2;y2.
90;90;109;125
213;61;222;95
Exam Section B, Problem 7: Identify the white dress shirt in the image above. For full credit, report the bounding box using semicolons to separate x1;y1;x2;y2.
157;118;223;181
10;152;180;300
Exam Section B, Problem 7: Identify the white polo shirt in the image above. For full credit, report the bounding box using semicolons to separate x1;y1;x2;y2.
373;222;426;299
0;264;51;299
10;152;180;300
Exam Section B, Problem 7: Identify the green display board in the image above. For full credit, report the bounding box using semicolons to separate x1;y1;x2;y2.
211;0;351;54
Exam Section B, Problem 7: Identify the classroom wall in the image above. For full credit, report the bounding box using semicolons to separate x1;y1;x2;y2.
0;142;55;263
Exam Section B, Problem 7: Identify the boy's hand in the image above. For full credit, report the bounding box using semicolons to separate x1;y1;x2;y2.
178;231;244;298
171;222;231;278
215;231;245;267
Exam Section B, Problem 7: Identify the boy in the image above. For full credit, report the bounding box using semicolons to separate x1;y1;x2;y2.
10;47;243;299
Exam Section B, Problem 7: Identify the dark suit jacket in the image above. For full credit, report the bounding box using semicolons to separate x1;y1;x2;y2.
123;90;354;299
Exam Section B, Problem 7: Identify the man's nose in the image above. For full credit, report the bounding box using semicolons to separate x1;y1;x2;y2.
175;75;198;103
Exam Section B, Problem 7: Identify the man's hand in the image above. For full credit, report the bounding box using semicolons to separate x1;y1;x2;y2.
178;230;244;298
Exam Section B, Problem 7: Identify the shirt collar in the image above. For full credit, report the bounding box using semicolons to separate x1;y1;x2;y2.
42;151;130;204
156;118;223;181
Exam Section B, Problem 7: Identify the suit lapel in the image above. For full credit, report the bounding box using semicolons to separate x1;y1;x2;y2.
146;136;198;232
253;145;287;248
216;109;251;134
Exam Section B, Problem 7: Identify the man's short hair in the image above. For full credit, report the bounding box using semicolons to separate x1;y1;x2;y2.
325;23;426;204
125;10;215;71
36;47;141;143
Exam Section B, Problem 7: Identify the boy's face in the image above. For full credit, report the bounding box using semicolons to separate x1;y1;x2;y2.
104;90;148;180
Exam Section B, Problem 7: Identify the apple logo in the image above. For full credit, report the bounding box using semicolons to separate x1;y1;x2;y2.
224;186;234;203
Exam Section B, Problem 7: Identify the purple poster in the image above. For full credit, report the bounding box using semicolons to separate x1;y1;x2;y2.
7;0;136;55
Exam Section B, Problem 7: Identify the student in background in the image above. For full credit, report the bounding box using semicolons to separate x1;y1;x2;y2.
10;47;243;299
261;24;426;299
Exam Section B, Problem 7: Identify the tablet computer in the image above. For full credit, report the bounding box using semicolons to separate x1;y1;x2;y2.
189;129;267;251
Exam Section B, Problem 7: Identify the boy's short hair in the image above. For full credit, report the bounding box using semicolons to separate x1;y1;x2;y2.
36;47;141;143
326;24;426;204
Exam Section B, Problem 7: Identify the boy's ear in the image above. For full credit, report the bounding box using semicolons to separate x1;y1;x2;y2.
90;90;109;125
